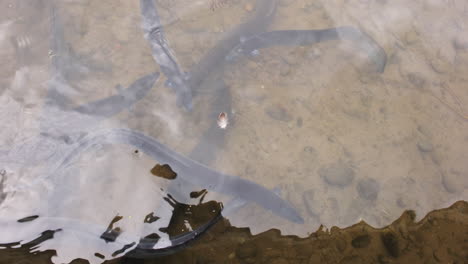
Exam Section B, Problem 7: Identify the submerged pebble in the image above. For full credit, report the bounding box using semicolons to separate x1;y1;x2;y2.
441;171;460;193
453;35;468;50
150;164;177;180
296;117;303;127
417;139;433;152
318;162;355;187
265;104;293;122
407;72;426;89
356;177;380;201
351;234;371;248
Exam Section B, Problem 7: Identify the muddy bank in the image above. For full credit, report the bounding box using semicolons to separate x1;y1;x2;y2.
1;200;466;264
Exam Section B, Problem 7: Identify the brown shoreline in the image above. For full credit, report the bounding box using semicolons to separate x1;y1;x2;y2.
1;200;466;264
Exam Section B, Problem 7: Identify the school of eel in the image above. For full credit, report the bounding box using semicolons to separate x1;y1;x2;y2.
0;0;387;259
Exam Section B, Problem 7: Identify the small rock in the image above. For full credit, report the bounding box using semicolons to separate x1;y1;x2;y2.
265;104;293;122
357;178;380;201
441;171;460;193
381;232;399;258
303;146;316;154
302;146;318;163
334;237;347;252
430;151;442;165
296;117;303;127
407;73;426;89
318;162;355;187
396;196;410;208
351;234;371;248
417;139;433;152
417;125;431;136
453;35;468;50
150;164;177;180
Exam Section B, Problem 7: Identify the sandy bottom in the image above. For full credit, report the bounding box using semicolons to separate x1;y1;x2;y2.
0;0;467;263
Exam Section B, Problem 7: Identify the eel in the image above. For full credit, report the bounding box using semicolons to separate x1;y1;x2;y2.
2;0;389;259
140;0;193;111
135;0;388;255
72;72;160;117
48;4;110;108
138;0;289;227
50;128;304;226
125;212;223;257
138;2;290;256
186;0;279;95
44;3;160;138
187;0;279;163
1;72;159;170
1;3;160;174
226;26;387;73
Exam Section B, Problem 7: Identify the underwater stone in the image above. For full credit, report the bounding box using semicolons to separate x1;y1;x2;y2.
381;231;400;258
351;234;371;248
318;162;355;187
357;177;380;201
265;104;293;122
417;139;433;152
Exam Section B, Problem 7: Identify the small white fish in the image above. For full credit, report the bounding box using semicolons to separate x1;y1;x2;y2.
217;112;228;129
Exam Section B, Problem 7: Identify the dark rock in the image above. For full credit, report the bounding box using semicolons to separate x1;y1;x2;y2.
453;35;468;50
265;104;293;122
303;146;317;160
407;73;426;89
297;117;303;127
318;162;355;187
150;164;177;180
303;146;316;154
356;178;380;201
17;215;39;223
441;172;459;193
334;237;347;252
381;232;399;258
417;139;433;152
351;234;371;248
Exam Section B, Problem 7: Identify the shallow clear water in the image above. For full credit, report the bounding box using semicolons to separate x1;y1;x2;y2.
0;0;467;263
